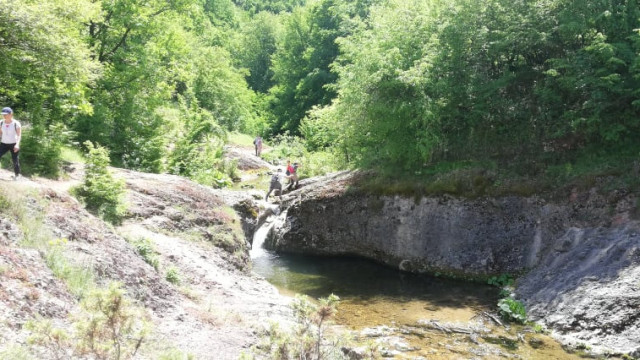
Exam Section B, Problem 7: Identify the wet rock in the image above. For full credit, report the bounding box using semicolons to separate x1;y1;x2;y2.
341;346;366;360
361;325;395;338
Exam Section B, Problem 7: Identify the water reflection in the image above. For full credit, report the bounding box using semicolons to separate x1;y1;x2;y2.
252;252;498;321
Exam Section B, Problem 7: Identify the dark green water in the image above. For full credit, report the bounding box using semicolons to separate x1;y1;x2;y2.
252;251;499;326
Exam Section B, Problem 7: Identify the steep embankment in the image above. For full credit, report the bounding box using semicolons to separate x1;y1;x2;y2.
267;171;640;357
0;161;290;359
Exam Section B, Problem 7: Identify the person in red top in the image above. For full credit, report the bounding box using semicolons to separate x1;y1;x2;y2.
285;159;299;190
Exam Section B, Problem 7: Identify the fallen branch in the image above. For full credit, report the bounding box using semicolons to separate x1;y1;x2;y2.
482;312;503;327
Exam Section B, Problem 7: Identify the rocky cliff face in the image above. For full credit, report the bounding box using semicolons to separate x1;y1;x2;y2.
268;171;640;356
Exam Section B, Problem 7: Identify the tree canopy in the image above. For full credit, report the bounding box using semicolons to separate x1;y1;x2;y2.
1;0;639;182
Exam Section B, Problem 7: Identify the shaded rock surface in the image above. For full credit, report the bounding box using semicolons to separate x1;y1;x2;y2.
268;171;640;356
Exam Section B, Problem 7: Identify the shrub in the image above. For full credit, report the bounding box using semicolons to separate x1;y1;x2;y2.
75;283;149;359
262;133;341;178
20;123;72;178
130;237;160;270
72;141;126;224
253;294;350;360
487;274;514;288
165;266;181;285
498;297;527;324
25;319;71;360
27;282;149;360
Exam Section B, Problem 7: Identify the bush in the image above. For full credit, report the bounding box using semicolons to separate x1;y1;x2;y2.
262;133;342;178
498;297;527;324
20;123;73;178
27;282;149;360
75;283;149;359
251;294;350;360
72;141;126;224
487;274;514;288
130;237;160;271
165;266;181;285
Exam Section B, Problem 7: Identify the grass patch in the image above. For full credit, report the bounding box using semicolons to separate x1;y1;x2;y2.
44;239;95;299
0;186;96;299
353;146;640;199
165;266;181;285
0;345;32;360
127;237;160;271
158;348;195;360
60;146;86;164
228;132;259;148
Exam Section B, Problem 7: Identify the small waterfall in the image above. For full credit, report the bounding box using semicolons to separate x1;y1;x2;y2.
250;203;282;259
250;220;276;258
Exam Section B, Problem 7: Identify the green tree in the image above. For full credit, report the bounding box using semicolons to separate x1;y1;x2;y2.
234;11;282;93
0;0;99;126
73;141;126;223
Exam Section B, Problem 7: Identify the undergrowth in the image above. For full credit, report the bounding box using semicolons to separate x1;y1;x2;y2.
128;237;160;271
353;145;640;199
26;282;149;360
243;294;363;360
0;187;96;300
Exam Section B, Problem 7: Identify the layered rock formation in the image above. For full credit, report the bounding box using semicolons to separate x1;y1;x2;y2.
267;171;640;356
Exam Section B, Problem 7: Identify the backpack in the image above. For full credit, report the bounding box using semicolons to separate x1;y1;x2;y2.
270;173;280;183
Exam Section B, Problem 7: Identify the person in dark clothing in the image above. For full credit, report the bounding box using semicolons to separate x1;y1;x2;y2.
253;135;263;157
265;168;283;202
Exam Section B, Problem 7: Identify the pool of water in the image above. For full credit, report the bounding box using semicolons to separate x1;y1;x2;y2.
252;252;498;327
251;235;585;359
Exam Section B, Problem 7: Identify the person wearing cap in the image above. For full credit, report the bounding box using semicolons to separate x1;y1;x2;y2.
265;168;283;202
0;107;22;180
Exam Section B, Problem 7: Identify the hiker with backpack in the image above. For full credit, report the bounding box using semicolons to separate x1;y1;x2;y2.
265;168;283;202
285;160;299;191
0;107;21;180
253;135;263;157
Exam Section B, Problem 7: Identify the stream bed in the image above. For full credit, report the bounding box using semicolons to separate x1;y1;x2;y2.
250;220;585;359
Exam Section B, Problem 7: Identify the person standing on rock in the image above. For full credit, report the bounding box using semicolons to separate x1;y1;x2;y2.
285;160;299;191
0;107;21;180
265;168;283;202
253;135;263;157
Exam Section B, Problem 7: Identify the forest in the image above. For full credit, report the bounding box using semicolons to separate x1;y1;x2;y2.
1;0;639;188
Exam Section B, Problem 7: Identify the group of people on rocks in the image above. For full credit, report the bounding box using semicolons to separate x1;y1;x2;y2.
265;159;299;202
254;135;301;202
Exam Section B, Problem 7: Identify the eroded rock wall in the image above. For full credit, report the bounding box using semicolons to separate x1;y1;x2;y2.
269;172;640;355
